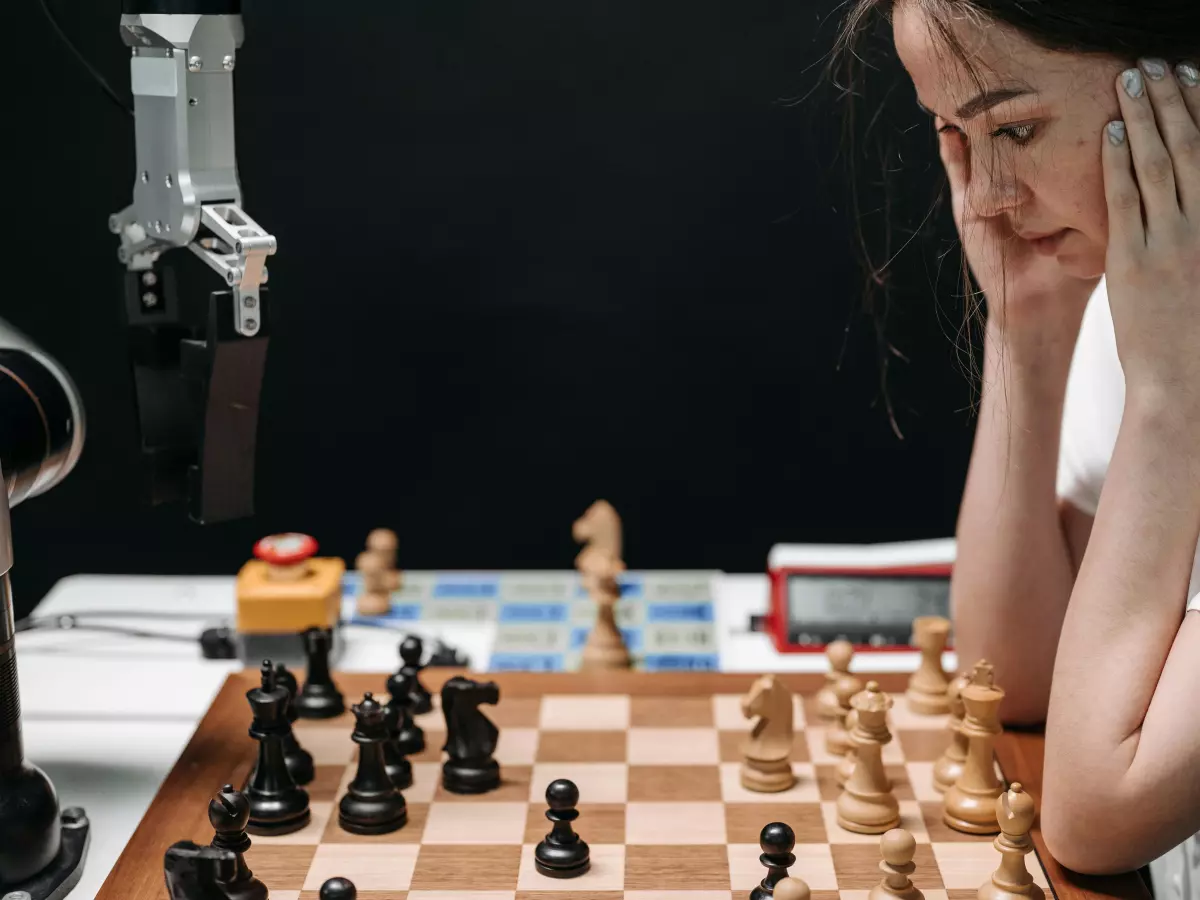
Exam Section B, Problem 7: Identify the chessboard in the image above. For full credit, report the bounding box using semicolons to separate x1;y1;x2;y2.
340;571;720;672
97;671;1149;900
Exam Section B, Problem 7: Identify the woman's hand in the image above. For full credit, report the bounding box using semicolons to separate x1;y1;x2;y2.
1103;60;1200;411
938;122;1099;346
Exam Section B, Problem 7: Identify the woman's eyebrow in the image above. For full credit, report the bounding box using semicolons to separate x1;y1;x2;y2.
916;87;1035;120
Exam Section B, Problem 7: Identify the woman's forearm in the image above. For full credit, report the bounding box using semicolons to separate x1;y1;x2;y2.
951;328;1078;723
1041;390;1200;871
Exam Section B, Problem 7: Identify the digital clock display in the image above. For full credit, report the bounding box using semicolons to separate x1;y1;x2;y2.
785;573;950;646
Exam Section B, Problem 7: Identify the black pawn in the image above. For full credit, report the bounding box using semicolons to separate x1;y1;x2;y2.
320;877;357;900
338;692;408;834
274;662;315;785
534;779;590;878
382;672;416;789
750;821;796;900
399;635;432;715
208;784;269;900
296;627;345;719
244;661;311;835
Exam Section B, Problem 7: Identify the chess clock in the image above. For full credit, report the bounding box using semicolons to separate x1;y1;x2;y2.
764;540;954;652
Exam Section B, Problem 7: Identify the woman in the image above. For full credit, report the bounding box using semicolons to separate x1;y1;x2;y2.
836;0;1199;876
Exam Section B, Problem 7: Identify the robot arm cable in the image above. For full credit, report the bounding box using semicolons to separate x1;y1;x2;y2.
37;0;134;117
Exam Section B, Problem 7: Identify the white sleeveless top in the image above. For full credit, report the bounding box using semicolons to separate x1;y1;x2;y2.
1055;278;1200;614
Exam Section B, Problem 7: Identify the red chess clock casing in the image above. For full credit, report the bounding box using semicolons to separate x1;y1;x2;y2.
764;541;955;653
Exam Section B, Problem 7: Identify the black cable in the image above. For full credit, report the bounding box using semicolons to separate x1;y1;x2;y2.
37;0;135;117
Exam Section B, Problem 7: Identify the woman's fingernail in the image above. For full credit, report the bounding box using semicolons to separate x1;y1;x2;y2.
1107;121;1127;146
1178;62;1200;88
1140;58;1168;81
1122;68;1145;99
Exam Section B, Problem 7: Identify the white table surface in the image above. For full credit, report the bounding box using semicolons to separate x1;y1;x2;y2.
16;570;947;899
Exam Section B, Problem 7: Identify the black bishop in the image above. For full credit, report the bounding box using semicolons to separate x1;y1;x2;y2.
208;784;269;900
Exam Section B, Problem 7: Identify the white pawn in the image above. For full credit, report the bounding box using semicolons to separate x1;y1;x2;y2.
817;639;854;720
775;876;811;900
869;829;924;900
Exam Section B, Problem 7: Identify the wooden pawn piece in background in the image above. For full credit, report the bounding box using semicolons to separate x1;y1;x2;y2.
868;828;924;900
775;877;811;900
817;639;855;720
906;616;951;715
933;670;973;793
355;551;396;617
826;672;863;758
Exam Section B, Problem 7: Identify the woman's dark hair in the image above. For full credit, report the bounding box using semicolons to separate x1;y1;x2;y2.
830;0;1200;417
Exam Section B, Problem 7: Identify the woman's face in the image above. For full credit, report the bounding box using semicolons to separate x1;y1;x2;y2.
893;2;1127;278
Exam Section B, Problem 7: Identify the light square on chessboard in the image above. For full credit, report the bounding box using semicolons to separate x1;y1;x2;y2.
409;893;516;900
932;842;1050;890
320;802;429;844
804;726;905;766
302;843;419;890
820;801;930;842
727;843;838;890
516;843;625;890
408;844;522;890
897;728;953;763
812;765;914;802
886;694;952;731
298;893;409;900
628;728;720;764
712;694;806;731
404;763;442;803
539;695;629;730
626;893;734;900
524;802;626;843
905;763;943;802
842;891;950;900
919;803;1022;844
434;765;532;802
723;802;826;843
495;728;540;765
422;801;528;844
717;729;811;764
631;697;715;727
251;801;334;845
629;765;722;802
624;845;732;890
625;802;727;844
293;726;358;765
535;729;627;762
271;892;301;900
529;762;628;803
243;845;316;890
516;893;621;900
831;843;944;889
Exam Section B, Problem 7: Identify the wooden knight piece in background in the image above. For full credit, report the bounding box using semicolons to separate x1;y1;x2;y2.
573;500;631;670
740;674;796;792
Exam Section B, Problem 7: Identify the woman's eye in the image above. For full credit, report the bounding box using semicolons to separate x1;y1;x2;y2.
991;122;1037;145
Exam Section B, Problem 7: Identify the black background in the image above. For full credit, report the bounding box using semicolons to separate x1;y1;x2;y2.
7;0;975;620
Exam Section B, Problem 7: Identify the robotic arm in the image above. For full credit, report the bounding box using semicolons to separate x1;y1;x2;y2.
110;0;272;523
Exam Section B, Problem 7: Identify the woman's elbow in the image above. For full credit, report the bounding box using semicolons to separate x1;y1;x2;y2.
1041;789;1156;875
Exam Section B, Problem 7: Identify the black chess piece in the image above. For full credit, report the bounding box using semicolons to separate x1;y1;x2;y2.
440;675;501;794
534;779;590;877
320;877;357;900
427;639;469;667
382;671;417;789
750;821;796;900
273;662;315;785
244;661;311;835
338;693;408;834
398;635;433;714
295;627;345;719
208;785;269;900
163;841;238;900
